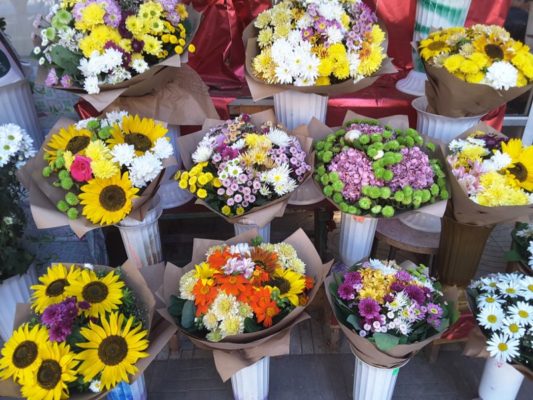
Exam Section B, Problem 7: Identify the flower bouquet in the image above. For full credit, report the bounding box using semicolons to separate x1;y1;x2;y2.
466;273;533;399
0;124;37;341
313;112;448;265
158;229;332;399
33;0;202;110
176;111;313;240
419;24;533;117
506;223;533;276
326;259;454;400
0;261;176;400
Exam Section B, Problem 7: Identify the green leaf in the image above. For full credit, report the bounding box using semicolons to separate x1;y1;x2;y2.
346;314;361;331
168;295;186;319
504;249;522;262
50;45;81;77
373;333;400;351
181;300;196;329
244;318;263;333
447;301;461;325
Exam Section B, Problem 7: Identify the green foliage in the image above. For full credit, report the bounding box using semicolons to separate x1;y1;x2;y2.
373;333;400;351
50;45;81;77
244;317;263;333
181;300;196;329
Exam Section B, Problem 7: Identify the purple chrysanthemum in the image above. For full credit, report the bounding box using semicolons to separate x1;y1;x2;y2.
390;281;406;293
344;271;362;287
395;270;412;282
404;285;426;304
358;298;381;319
338;282;356;301
389;147;435;191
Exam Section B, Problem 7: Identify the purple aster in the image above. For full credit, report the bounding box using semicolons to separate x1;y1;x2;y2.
404;285;426;305
344;271;362;287
338;282;356;301
41;303;62;326
358;298;381;319
60;74;73;88
427;303;443;318
389;147;435;191
390;281;406;293
395;270;412;282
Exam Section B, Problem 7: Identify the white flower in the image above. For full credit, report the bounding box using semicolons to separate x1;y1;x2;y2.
101;48;123;73
345;129;362;142
348;52;362;79
519;276;533;299
202;312;219;330
477;294;505;309
528;241;533;270
132;58;149;74
111;143;136;167
152;138;174;160
179;270;197;301
481;150;512;172
273;177;298;196
484;61;518;90
508;301;533;326
265;164;291;186
39;57;45;65
296;14;313;29
448;139;468;153
33;47;41;55
75;117;98;129
89;380;101;393
128;151;163;188
192;145;213;163
259;184;271;197
219;314;245;337
386;292;409;311
211;292;240;321
83;75;100;94
224;159;243;178
294;76;313;86
501;318;526;339
229;243;251;256
359;330;367;337
230;139;246;150
103;110;129;128
516;224;533;239
0;124;34;167
486;333;520;364
106;67;132;85
477;304;505;331
267;128;291;147
318;2;344;20
497;280;522;298
479;276;499;292
326;26;343;44
367;259;397;275
274;65;294;84
79;53;102;76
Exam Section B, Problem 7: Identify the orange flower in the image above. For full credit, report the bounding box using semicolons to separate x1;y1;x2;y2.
250;267;270;285
251;287;280;328
305;276;314;290
216;274;251;297
192;281;218;315
207;248;232;270
250;247;279;273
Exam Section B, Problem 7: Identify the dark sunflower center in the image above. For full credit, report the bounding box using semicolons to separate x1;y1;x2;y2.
428;41;446;51
12;341;38;368
268;277;291;295
46;279;67;297
99;185;127;212
509;162;528;182
82;281;109;304
37;360;62;389
124;133;152;152
485;44;504;60
98;335;128;366
66;136;90;154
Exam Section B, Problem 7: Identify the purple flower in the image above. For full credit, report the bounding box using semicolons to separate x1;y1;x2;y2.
132;39;145;53
389;147;435;191
390;281;406;292
404;285;425;304
40;296;80;342
395;270;412;282
344;271;362;287
338;282;356;300
358;298;381;319
60;74;73;88
41;304;62;326
45;68;58;87
427;303;443;318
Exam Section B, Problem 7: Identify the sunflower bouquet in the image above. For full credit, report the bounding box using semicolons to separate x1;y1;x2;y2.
176;113;312;222
467;273;533;374
34;0;198;96
325;259;454;368
419;25;533;117
0;261;172;400
314;118;448;218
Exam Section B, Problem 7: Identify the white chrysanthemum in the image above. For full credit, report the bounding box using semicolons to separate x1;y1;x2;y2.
486;333;520;364
179;269;197;301
477;304;505;331
448;139;468;153
481;150;512;172
129;151;163;188
101;48;123;72
265;164;290;185
211;292;240;321
79;52;102;76
83;75;100;94
75;117;98;130
202;312;219;331
274;65;294;84
103;110;129;128
484;61;518;90
229;243;251;256
231;139;246;150
259;184;271;197
106;67;132;85
287;30;303;46
271;38;292;63
300;53;320;82
0;123;35;167
326;26;343;44
111;143;136;167
273;177;298;196
219;314;245;338
466;137;486;147
287;258;305;274
318;2;343;20
501;318;526;339
152;137;173;160
386;292;409;311
267;128;291;147
296;14;313;29
345;128;362;142
508;301;533;326
132;58;149;74
238;303;254;319
367;259;397;275
192;145;213;163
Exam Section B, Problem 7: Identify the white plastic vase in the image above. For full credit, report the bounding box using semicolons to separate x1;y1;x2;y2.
231;357;270;400
478;357;525;400
106;374;147;400
117;195;163;269
396;0;472;96
412;96;485;142
339;214;377;267
234;222;271;243
353;356;402;400
158;125;193;210
0;264;37;341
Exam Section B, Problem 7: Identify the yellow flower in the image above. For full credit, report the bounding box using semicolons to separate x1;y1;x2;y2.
274;24;290;39
502;139;533;191
108;115;167;156
476;172;528;206
188;44;196;53
466;72;484;83
469;52;490;69
255;11;271;29
420;34;451;60
75;3;105;31
517;72;528;87
31;264;81;313
64;150;74;170
91;159;120;179
45;126;92;163
126;16;146;37
271;268;306;306
138;1;163;20
236;207;245;215
258;28;273;48
197;188;208;199
370;25;386;46
318;58;334;77
213;178;222;188
79;26;122;57
194;262;218;285
443;54;465;73
221;205;232;216
459;59;480;75
358;43;384;76
85;139;110;162
316;76;331;85
340;13;350;29
142;34;162;56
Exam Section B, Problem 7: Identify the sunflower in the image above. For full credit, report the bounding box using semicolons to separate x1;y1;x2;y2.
31;264;81;314
472;34;514;62
20;342;78;400
45;125;93;163
0;324;48;383
419;34;452;61
502;139;533;191
76;312;149;390
250;247;279;273
268;268;306;307
107;115;167;156
65;269;125;318
79;172;139;225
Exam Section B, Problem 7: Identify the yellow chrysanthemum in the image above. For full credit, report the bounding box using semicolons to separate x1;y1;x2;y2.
138;1;163;20
469;52;490;69
465;72;484;83
31;264;81;314
358;43;384;76
142;34;163;56
20;342;78;400
459;59;480;75
85;139;110;162
316;76;331;85
79;26;123;58
45;126;93;164
79;173;139;225
0;324;48;383
512;50;533;79
370;25;386;46
477;171;529;206
65;269;125;318
270;268;306;306
443;54;465;73
125;16;147;38
75;3;105;31
76;313;149;391
91;159;120;179
108;115;167;156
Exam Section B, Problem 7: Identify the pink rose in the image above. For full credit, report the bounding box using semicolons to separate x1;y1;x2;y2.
70;155;92;182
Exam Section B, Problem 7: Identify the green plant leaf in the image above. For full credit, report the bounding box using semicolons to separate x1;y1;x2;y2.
346;314;361;331
504;249;522;262
50;45;81;76
180;300;196;329
168;295;186;319
373;333;400;351
244;317;263;333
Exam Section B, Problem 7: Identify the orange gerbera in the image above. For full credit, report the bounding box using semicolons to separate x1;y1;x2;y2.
192;281;218;315
250;248;279;273
251;287;280;328
207;249;232;270
216;274;251;297
305;276;315;290
250;267;270;285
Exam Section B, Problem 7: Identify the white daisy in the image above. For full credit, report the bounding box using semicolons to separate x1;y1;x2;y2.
501;318;526;339
192;145;213;163
89;380;102;393
484;61;519;90
267;128;291;147
479;276;499;293
477;304;505;331
486;333;520;364
519;276;533;299
152;137;174;160
224;159;243;178
477;293;505;309
273;177;298;196
300;53;320;82
508;301;533;326
481;150;512;173
497;280;522;298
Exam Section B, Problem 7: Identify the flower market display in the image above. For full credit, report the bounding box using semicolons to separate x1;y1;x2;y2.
34;0;197;94
176;114;311;219
251;0;386;87
314;118;449;218
419;24;533;117
0;263;151;399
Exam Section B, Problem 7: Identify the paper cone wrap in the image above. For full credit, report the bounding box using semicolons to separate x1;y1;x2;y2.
0;260;177;399
158;228;333;381
177;110;314;227
17;119;177;238
242;21;397;101
443;123;533;225
424;62;533;118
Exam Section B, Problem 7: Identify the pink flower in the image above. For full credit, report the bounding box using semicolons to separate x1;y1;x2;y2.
60;74;73;88
70;155;93;182
389;147;435;191
45;68;59;87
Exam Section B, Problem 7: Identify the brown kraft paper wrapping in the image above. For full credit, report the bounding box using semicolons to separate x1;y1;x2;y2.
443;122;533;226
157;228;333;381
242;21;397;101
324;272;442;369
0;260;177;399
177;110;314;228
464;325;533;380
17;118;176;238
35;7;202;112
312;110;448;219
424;62;533;118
